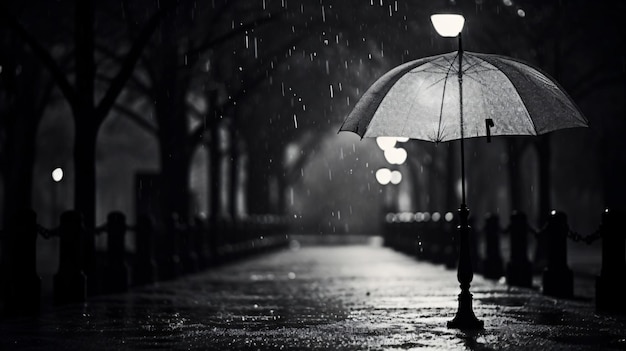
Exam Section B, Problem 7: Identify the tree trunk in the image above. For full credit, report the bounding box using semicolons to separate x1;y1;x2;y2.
601;120;626;211
507;139;523;213
2;115;38;227
228;129;239;221
73;115;98;295
536;136;551;226
246;153;271;214
159;142;191;223
73;0;96;230
0;43;49;228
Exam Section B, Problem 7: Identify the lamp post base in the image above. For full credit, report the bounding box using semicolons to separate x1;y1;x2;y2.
447;290;484;329
447;204;484;330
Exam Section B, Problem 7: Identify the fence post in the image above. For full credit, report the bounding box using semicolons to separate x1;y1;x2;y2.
53;210;87;305
180;220;200;274
157;214;183;281
133;214;158;286
102;212;129;294
541;210;573;298
3;209;41;316
505;211;533;288
595;208;626;313
481;213;504;280
192;216;210;270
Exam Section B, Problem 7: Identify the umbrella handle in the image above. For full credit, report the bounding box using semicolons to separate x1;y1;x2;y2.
486;119;494;143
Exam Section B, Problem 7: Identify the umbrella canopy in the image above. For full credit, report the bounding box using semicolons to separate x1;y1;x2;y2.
339;51;588;142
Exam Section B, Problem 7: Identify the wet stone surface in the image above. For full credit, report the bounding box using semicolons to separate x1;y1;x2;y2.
1;241;625;350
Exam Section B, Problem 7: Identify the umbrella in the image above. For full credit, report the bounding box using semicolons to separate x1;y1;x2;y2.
339;50;588;204
338;49;589;329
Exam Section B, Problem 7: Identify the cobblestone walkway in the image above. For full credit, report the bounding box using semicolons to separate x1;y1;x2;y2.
1;239;625;350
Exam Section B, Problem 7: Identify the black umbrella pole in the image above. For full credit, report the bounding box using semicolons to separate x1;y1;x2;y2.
458;33;466;206
448;33;484;330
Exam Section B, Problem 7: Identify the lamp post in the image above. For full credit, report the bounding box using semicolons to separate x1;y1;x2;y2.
431;11;484;330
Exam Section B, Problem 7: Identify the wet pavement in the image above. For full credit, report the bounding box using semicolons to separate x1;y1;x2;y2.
1;236;625;350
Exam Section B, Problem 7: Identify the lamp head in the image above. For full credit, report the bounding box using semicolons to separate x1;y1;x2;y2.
431;13;465;37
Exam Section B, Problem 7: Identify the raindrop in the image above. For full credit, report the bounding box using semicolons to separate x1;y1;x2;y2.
254;37;258;58
517;8;525;17
321;5;326;22
329;84;334;98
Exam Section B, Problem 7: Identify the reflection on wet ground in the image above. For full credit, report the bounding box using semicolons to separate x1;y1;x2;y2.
1;238;625;350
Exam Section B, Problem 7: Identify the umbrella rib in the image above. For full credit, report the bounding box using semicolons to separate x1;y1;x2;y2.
426;57;458;74
435;53;460;142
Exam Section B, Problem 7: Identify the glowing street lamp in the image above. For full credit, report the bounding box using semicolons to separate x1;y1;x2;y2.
431;9;484;330
375;168;392;185
376;136;397;150
383;147;407;165
51;167;64;226
52;167;64;182
389;170;402;185
430;13;465;38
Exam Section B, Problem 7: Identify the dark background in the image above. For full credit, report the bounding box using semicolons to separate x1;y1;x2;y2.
1;0;624;239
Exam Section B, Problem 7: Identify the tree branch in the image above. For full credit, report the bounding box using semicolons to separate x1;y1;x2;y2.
95;2;173;123
112;103;158;135
185;11;284;59
0;7;76;106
